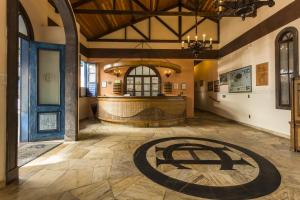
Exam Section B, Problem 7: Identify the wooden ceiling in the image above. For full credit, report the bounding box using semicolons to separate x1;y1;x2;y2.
70;0;217;41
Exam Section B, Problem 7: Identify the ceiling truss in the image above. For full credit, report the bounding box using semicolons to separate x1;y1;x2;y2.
73;0;220;43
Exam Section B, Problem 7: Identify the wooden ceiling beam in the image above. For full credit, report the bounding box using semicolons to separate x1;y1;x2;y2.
132;0;179;38
80;44;219;59
132;0;148;11
182;17;207;37
155;16;179;37
72;0;94;8
90;38;219;43
130;24;149;40
180;4;220;23
88;3;180;40
73;9;226;17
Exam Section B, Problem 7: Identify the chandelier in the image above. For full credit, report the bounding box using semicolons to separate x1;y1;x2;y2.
181;1;213;58
216;0;275;20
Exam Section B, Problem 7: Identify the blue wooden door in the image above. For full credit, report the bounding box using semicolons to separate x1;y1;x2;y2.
29;42;65;141
19;38;30;142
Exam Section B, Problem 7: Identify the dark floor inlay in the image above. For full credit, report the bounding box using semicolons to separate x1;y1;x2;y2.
134;137;281;200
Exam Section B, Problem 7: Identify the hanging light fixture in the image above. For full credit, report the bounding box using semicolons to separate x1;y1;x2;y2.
181;0;213;58
216;0;275;20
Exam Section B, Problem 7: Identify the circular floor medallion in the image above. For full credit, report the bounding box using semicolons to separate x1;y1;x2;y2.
133;137;281;200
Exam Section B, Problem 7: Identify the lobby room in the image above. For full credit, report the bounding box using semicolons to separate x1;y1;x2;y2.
1;0;300;199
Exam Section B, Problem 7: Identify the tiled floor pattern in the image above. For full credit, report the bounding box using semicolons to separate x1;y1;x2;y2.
1;113;300;199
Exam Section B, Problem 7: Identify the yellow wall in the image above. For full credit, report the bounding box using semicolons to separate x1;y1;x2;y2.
194;60;218;82
194;60;218;110
0;0;7;187
20;0;65;44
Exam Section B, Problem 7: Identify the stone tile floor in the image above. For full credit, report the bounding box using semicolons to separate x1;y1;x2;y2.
1;112;300;199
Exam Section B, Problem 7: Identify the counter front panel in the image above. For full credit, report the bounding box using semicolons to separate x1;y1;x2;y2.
97;96;186;127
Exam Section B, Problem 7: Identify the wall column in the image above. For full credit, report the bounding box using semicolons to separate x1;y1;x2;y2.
0;0;7;187
52;0;79;141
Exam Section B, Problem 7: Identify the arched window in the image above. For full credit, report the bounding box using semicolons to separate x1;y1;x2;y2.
19;4;34;40
275;27;299;110
125;66;161;96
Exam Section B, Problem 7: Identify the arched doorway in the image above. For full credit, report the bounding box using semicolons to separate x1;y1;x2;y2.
6;0;78;184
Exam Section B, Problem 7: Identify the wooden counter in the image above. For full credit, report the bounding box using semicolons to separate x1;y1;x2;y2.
97;96;186;127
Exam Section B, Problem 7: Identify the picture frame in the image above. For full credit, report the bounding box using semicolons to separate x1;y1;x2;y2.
208;81;214;92
214;80;220;92
101;81;107;88
173;83;179;90
181;83;187;90
228;66;252;93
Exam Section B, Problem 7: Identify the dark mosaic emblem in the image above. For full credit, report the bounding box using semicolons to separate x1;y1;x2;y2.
134;137;281;200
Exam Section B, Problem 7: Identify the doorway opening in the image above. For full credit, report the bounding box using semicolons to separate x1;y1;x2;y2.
17;3;66;167
7;0;78;184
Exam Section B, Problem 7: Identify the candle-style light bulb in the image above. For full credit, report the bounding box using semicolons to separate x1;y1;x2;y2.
181;41;185;49
210;38;213;45
187;35;190;44
195;35;198;41
203;34;206;42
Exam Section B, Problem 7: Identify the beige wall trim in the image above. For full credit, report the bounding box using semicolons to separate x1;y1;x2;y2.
198;109;290;139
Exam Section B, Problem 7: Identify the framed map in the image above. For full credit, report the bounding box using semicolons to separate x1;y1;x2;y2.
229;66;252;93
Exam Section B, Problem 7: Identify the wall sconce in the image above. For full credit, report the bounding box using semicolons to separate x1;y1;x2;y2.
164;70;172;78
113;69;121;77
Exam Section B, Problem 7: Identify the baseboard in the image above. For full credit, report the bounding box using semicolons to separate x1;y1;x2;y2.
79;117;89;122
235;120;290;139
200;110;290;139
6;167;19;185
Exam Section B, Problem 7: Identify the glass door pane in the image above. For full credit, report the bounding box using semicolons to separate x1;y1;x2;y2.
38;49;60;105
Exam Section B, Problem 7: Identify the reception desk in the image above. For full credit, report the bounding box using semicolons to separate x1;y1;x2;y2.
97;96;186;127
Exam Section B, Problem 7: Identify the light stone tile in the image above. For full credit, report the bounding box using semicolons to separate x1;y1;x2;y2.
70;181;114;200
1;112;300;200
21;169;66;189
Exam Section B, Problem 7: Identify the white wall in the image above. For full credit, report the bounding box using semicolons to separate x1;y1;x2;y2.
199;18;300;137
219;0;295;47
0;0;7;187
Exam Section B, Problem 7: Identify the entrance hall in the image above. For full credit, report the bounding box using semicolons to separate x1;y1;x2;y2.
1;0;300;199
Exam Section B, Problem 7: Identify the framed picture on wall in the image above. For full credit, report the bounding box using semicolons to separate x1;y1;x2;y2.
101;81;107;88
181;83;187;90
256;62;269;86
229;66;252;93
208;81;214;92
173;83;179;90
214;80;220;92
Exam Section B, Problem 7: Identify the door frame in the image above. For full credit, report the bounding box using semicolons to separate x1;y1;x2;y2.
6;0;79;184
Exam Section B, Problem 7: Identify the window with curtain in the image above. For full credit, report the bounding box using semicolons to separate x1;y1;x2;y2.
125;66;161;96
80;61;97;97
275;27;299;109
